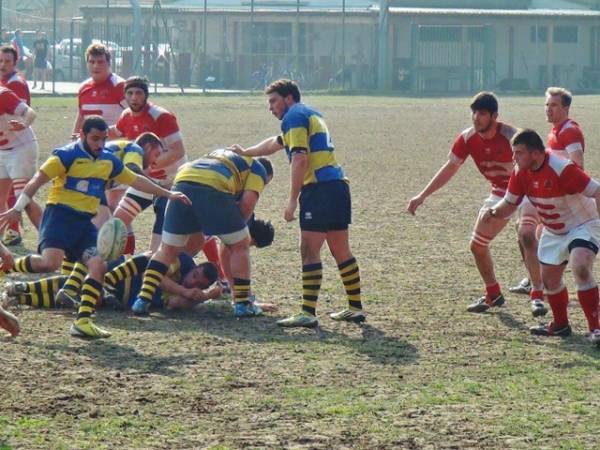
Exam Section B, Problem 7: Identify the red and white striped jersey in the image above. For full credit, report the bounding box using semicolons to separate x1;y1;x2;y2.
547;119;584;161
505;153;599;234
78;73;126;126
449;122;516;197
1;71;30;105
0;87;35;150
115;102;186;186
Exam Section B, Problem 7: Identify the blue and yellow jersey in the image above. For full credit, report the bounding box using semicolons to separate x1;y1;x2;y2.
174;149;268;196
281;103;346;186
40;141;137;216
105;140;144;172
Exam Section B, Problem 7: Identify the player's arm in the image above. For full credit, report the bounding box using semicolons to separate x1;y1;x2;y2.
0;169;49;229
567;149;584;169
229;136;283;157
125;174;191;205
0;241;15;272
167;285;223;310
285;152;308;222
152;138;185;170
238;190;260;222
9;103;36;131
71;110;84;139
483;198;518;222
407;158;461;215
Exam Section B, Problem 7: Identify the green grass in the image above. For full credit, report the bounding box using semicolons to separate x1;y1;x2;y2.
1;94;600;449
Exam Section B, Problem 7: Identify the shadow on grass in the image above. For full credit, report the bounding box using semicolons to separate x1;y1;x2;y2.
97;304;419;367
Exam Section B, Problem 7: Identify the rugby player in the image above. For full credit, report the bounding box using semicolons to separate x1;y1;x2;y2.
407;92;542;314
0;116;190;339
230;79;363;328
130;149;273;318
483;129;600;345
0;45;43;246
510;88;585;313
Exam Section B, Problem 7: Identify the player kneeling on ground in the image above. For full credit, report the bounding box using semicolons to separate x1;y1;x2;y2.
130;149;273;318
482;129;600;346
0;116;190;339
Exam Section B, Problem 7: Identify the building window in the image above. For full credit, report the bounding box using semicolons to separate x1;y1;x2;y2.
419;26;462;42
553;26;578;43
530;26;548;43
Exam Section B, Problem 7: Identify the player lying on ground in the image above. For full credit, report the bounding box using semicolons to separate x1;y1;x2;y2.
0;116;190;339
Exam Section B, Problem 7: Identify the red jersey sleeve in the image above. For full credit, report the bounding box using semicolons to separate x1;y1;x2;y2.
115;114;127;137
559;164;591;195
561;127;584;153
449;133;469;163
505;168;525;205
6;80;30;105
0;90;23;114
154;112;180;139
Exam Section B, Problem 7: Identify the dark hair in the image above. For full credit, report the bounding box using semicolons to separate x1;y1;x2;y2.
86;42;111;63
195;261;218;286
135;132;163;151
0;45;17;63
470;91;498;114
82;115;108;134
125;76;149;98
265;78;301;103
257;157;273;180
511;128;545;152
249;218;275;248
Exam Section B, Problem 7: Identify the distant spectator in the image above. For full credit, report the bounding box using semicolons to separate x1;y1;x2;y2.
32;31;49;90
11;30;25;70
0;30;11;46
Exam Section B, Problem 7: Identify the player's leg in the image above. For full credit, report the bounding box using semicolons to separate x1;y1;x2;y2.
6;275;67;308
13;141;42;230
0;304;19;337
4;187;21;246
11;247;64;273
114;188;153;254
467;196;510;313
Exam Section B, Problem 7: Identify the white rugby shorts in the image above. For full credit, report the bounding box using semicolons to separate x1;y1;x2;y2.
538;219;600;265
0;140;39;180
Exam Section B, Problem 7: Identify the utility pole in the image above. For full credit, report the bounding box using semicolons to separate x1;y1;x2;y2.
377;0;390;91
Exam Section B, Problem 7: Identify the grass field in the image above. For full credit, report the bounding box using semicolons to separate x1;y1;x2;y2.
1;94;600;449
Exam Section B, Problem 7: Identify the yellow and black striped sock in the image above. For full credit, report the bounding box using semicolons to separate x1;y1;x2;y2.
19;276;66;308
61;258;75;275
137;260;168;303
12;255;34;273
61;262;88;297
302;262;323;316
76;278;103;320
338;257;362;311
233;278;251;303
105;255;149;287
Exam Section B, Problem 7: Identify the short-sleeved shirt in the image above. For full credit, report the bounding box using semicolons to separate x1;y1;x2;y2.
547;119;585;161
1;71;30;105
449;122;516;197
174;149;267;196
280;103;346;186
40;140;137;216
78;74;127;127
33;38;49;60
505;152;599;234
0;87;35;150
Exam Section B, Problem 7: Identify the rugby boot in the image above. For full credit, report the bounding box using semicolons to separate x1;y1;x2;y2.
330;308;366;323
2;229;22;246
277;312;318;328
587;329;600;348
55;289;80;309
529;321;572;337
509;277;531;295
467;294;505;313
131;297;150;316
234;301;262;318
70;318;111;339
530;299;548;318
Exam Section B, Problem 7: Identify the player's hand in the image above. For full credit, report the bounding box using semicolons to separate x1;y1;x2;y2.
185;288;205;301
0;251;15;272
8;120;26;131
206;285;223;300
227;144;246;155
406;195;424;215
284;199;297;222
0;209;21;231
148;167;167;180
169;191;191;205
70;132;79;141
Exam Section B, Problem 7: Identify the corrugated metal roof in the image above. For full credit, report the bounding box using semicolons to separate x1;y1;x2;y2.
165;0;375;9
387;7;600;17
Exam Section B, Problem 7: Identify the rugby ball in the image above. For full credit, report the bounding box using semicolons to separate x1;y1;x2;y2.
97;217;127;261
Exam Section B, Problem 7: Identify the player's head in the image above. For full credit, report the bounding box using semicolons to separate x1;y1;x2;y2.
249;218;275;248
182;261;219;289
86;43;111;82
124;76;150;112
470;91;498;134
0;45;17;76
545;87;572;125
135;132;164;168
265;78;301;120
256;157;274;184
81;115;109;154
511;128;545;170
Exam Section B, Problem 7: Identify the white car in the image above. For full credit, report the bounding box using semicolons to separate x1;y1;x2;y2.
52;39;122;81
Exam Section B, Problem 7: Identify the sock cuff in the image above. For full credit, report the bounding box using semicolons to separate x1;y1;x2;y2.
147;259;169;274
303;262;323;272
338;257;357;270
233;278;250;286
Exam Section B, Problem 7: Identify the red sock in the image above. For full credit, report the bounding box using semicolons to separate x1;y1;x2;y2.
547;287;569;327
530;289;544;301
485;282;501;300
202;237;225;279
124;233;135;255
7;190;19;232
577;286;600;331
